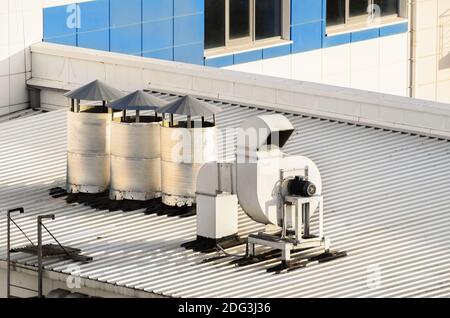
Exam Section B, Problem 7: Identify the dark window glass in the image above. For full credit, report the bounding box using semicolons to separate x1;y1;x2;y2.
255;0;281;40
327;0;346;26
205;0;226;49
374;0;398;17
229;0;250;40
349;0;370;18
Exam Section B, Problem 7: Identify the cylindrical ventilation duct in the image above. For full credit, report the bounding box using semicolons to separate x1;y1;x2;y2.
67;110;112;193
64;80;125;194
106;90;168;201
160;123;217;206
110;119;162;200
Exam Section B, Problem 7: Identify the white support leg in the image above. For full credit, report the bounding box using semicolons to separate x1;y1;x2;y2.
282;246;291;262
319;197;324;239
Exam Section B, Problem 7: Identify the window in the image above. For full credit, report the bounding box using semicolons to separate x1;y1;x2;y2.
255;0;282;40
205;0;286;51
229;0;251;41
327;0;400;28
374;0;399;17
327;0;346;27
349;0;370;20
205;0;226;49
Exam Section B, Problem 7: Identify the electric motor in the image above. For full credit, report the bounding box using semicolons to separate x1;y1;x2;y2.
287;176;317;197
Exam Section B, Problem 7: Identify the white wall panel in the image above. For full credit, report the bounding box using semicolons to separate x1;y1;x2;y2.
291;49;322;82
0;76;10;107
9;72;28;106
379;33;408;65
412;0;450;103
230;34;408;97
437;79;450;103
0;0;44;116
415;55;438;85
415;82;437;100
322;44;351;77
351;67;380;92
234;60;264;75
351;38;380;70
262;55;291;79
380;61;408;94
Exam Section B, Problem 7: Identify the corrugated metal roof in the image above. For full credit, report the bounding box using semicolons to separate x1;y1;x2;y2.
1;93;450;298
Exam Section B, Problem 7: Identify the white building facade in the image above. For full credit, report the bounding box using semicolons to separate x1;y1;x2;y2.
0;0;449;116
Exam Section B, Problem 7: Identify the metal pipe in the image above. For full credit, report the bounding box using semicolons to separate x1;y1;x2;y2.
7;211;10;298
136;110;140;123
37;214;55;299
217;163;222;193
408;0;414;98
280;170;287;239
187;116;192;128
303;203;310;238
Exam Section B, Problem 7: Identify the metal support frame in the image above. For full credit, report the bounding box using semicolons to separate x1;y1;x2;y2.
246;167;330;263
247;197;329;263
6;207;25;298
37;214;55;298
6;208;91;298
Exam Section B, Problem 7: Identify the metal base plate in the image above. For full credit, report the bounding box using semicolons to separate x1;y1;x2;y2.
267;251;348;274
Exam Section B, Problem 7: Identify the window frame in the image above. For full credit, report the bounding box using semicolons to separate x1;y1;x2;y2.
226;0;254;47
327;0;403;33
205;0;290;55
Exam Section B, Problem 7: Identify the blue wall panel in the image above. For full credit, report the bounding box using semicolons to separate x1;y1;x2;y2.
43;5;77;45
174;0;203;16
174;43;204;65
111;25;142;55
77;0;110;51
173;0;204;64
143;0;174;21
143;19;173;52
351;28;380;43
380;22;409;37
291;21;323;53
205;55;234;68
174;14;203;46
110;0;142;55
323;33;351;48
78;30;110;51
143;48;174;61
292;0;323;25
142;0;174;60
263;45;291;60
234;50;263;64
110;0;141;27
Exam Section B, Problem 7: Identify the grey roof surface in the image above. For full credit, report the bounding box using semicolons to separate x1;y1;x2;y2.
108;90;168;111
64;80;125;102
157;95;222;117
1;92;450;298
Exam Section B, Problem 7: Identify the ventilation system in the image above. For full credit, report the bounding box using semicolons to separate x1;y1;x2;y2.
63;81;345;271
195;114;346;270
